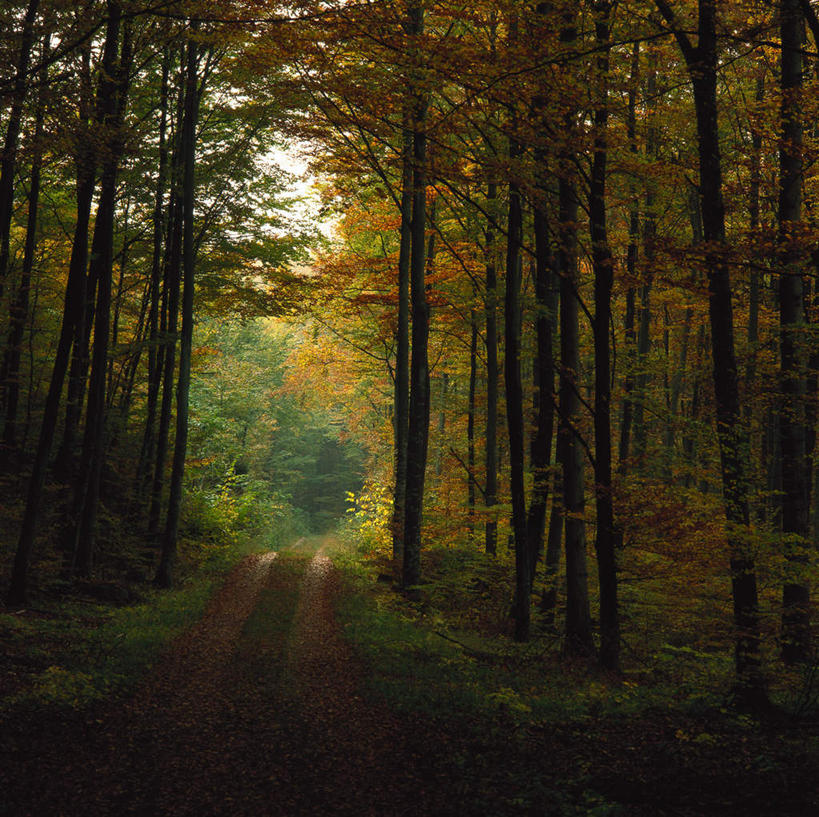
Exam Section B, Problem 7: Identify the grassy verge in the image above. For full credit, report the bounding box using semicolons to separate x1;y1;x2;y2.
0;526;279;715
1;572;223;713
333;541;731;724
331;537;819;816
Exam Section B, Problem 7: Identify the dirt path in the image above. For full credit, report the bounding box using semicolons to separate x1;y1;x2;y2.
1;545;454;817
7;542;815;816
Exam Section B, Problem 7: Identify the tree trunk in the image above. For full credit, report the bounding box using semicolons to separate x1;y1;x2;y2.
656;0;767;707
148;47;187;538
136;48;171;499
69;14;131;577
53;44;95;479
619;42;640;471
2;33;47;454
5;2;122;604
467;309;477;543
632;60;658;468
525;200;555;583
558;13;594;658
156;28;201;588
505;132;530;641
0;0;40;302
778;0;810;664
485;181;499;556
401;3;429;589
590;0;620;671
391;122;413;565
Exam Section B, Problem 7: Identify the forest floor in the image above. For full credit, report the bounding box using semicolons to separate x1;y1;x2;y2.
2;536;818;816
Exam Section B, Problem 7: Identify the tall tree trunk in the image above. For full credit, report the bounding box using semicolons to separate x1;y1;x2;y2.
590;0;620;671
778;0;810;664
558;12;594;658
54;43;95;479
69;14;131;577
467;309;478;543
136;47;171;499
391;122;413;565
148;47;186;538
540;468;563;626
485;181;499;555
156;28;201;588
632;60;658;468
401;3;429;589
619;42;640;470
5;2;121;604
655;0;767;708
525;200;555;583
2;33;47;454
0;0;40;302
505;131;530;641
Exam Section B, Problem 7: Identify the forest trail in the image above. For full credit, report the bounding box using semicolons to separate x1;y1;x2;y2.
4;540;817;817
1;541;454;817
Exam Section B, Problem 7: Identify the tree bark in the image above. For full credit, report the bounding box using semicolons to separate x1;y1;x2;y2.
558;12;594;658
619;42;640;471
505;132;530;641
778;0;810;664
391;121;413;565
484;181;499;555
590;0;620;671
401;3;429;589
525;200;555;583
156;27;201;588
68;13;132;577
0;0;40;303
655;0;767;708
5;2;121;604
136;49;171;500
467;309;478;543
2;33;47;454
148;46;186;538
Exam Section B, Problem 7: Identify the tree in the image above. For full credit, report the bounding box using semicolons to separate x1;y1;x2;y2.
655;0;767;708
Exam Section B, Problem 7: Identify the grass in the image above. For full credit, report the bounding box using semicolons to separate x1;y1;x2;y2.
0;573;224;712
233;553;309;688
333;539;737;726
331;536;819;815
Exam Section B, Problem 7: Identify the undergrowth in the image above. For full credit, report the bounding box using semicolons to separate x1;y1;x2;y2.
1;573;222;712
333;536;757;727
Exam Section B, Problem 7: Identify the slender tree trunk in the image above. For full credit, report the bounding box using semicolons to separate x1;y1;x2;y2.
156;28;201;588
5;3;123;604
540;468;563;626
2;35;47;454
69;15;131;577
632;61;658;467
557;13;594;658
148;48;186;538
401;3;429;589
54;44;95;480
485;181;499;555
590;0;620;671
467;309;477;543
0;0;40;302
656;0;767;707
505;131;530;641
525;201;555;582
778;0;810;664
391;122;413;565
619;42;640;470
136;47;171;499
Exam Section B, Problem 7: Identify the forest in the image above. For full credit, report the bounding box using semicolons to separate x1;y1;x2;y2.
2;0;819;814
